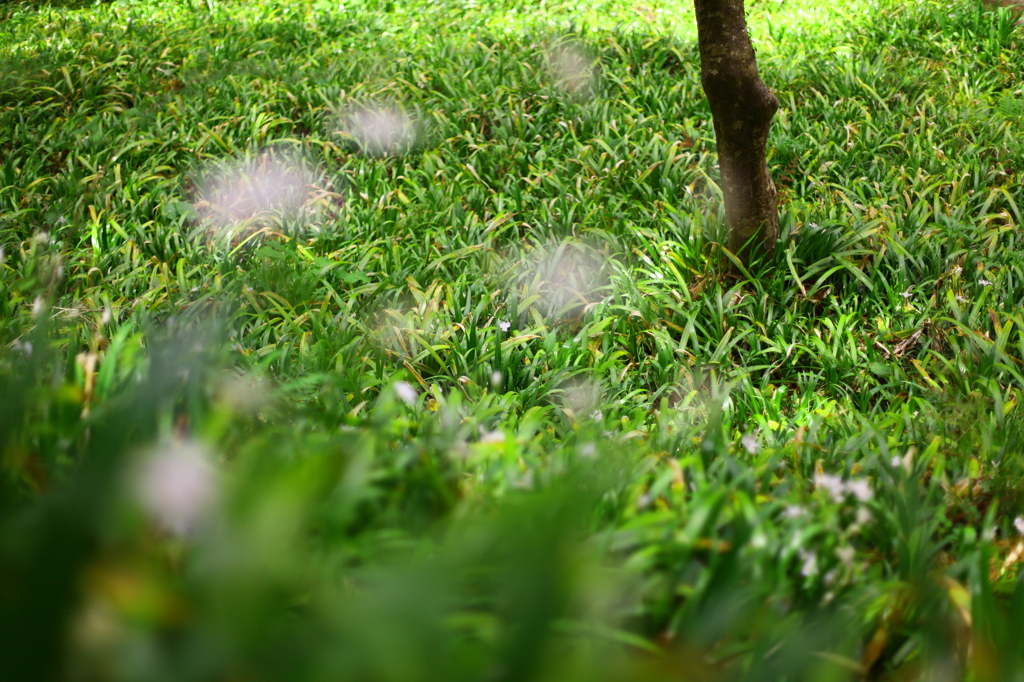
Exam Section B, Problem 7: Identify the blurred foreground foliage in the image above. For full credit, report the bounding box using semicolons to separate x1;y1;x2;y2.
3;319;1024;681
2;0;1024;679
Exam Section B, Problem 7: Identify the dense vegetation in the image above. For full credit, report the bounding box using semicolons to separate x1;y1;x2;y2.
2;0;1024;679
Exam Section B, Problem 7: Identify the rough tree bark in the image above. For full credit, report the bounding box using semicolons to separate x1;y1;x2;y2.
693;0;779;268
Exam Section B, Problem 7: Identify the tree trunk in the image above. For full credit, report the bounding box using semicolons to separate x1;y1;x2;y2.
980;0;1024;24
693;0;779;268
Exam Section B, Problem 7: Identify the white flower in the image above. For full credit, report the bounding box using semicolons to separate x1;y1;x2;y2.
955;294;967;303
814;473;846;502
1015;517;1024;536
346;104;416;156
900;287;913;299
480;429;504;444
134;441;217;537
498;320;511;332
813;473;873;503
835;545;855;567
31;296;44;318
979;279;993;287
890;456;902;468
393;381;418;405
856;507;872;526
846;477;873;502
783;505;806;519
590;410;603;422
799;549;818;577
580;442;597;458
741;434;759;454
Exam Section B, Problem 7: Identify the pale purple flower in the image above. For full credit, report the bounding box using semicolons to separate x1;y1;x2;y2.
346;105;416;156
979;279;993;287
835;545;855;567
1015;517;1024;536
480;429;504;444
783;505;806;519
498;320;511;332
135;441;217;536
548;45;595;97
741;434;759;454
814;472;873;503
814;473;846;502
393;381;418;405
846;477;873;502
799;549;818;577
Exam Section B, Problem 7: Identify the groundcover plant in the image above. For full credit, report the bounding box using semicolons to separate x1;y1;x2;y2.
1;0;1024;679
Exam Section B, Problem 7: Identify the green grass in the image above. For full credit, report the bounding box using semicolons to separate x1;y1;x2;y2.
2;0;1024;679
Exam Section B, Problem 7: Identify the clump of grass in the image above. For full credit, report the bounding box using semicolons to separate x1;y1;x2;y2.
2;0;1024;679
